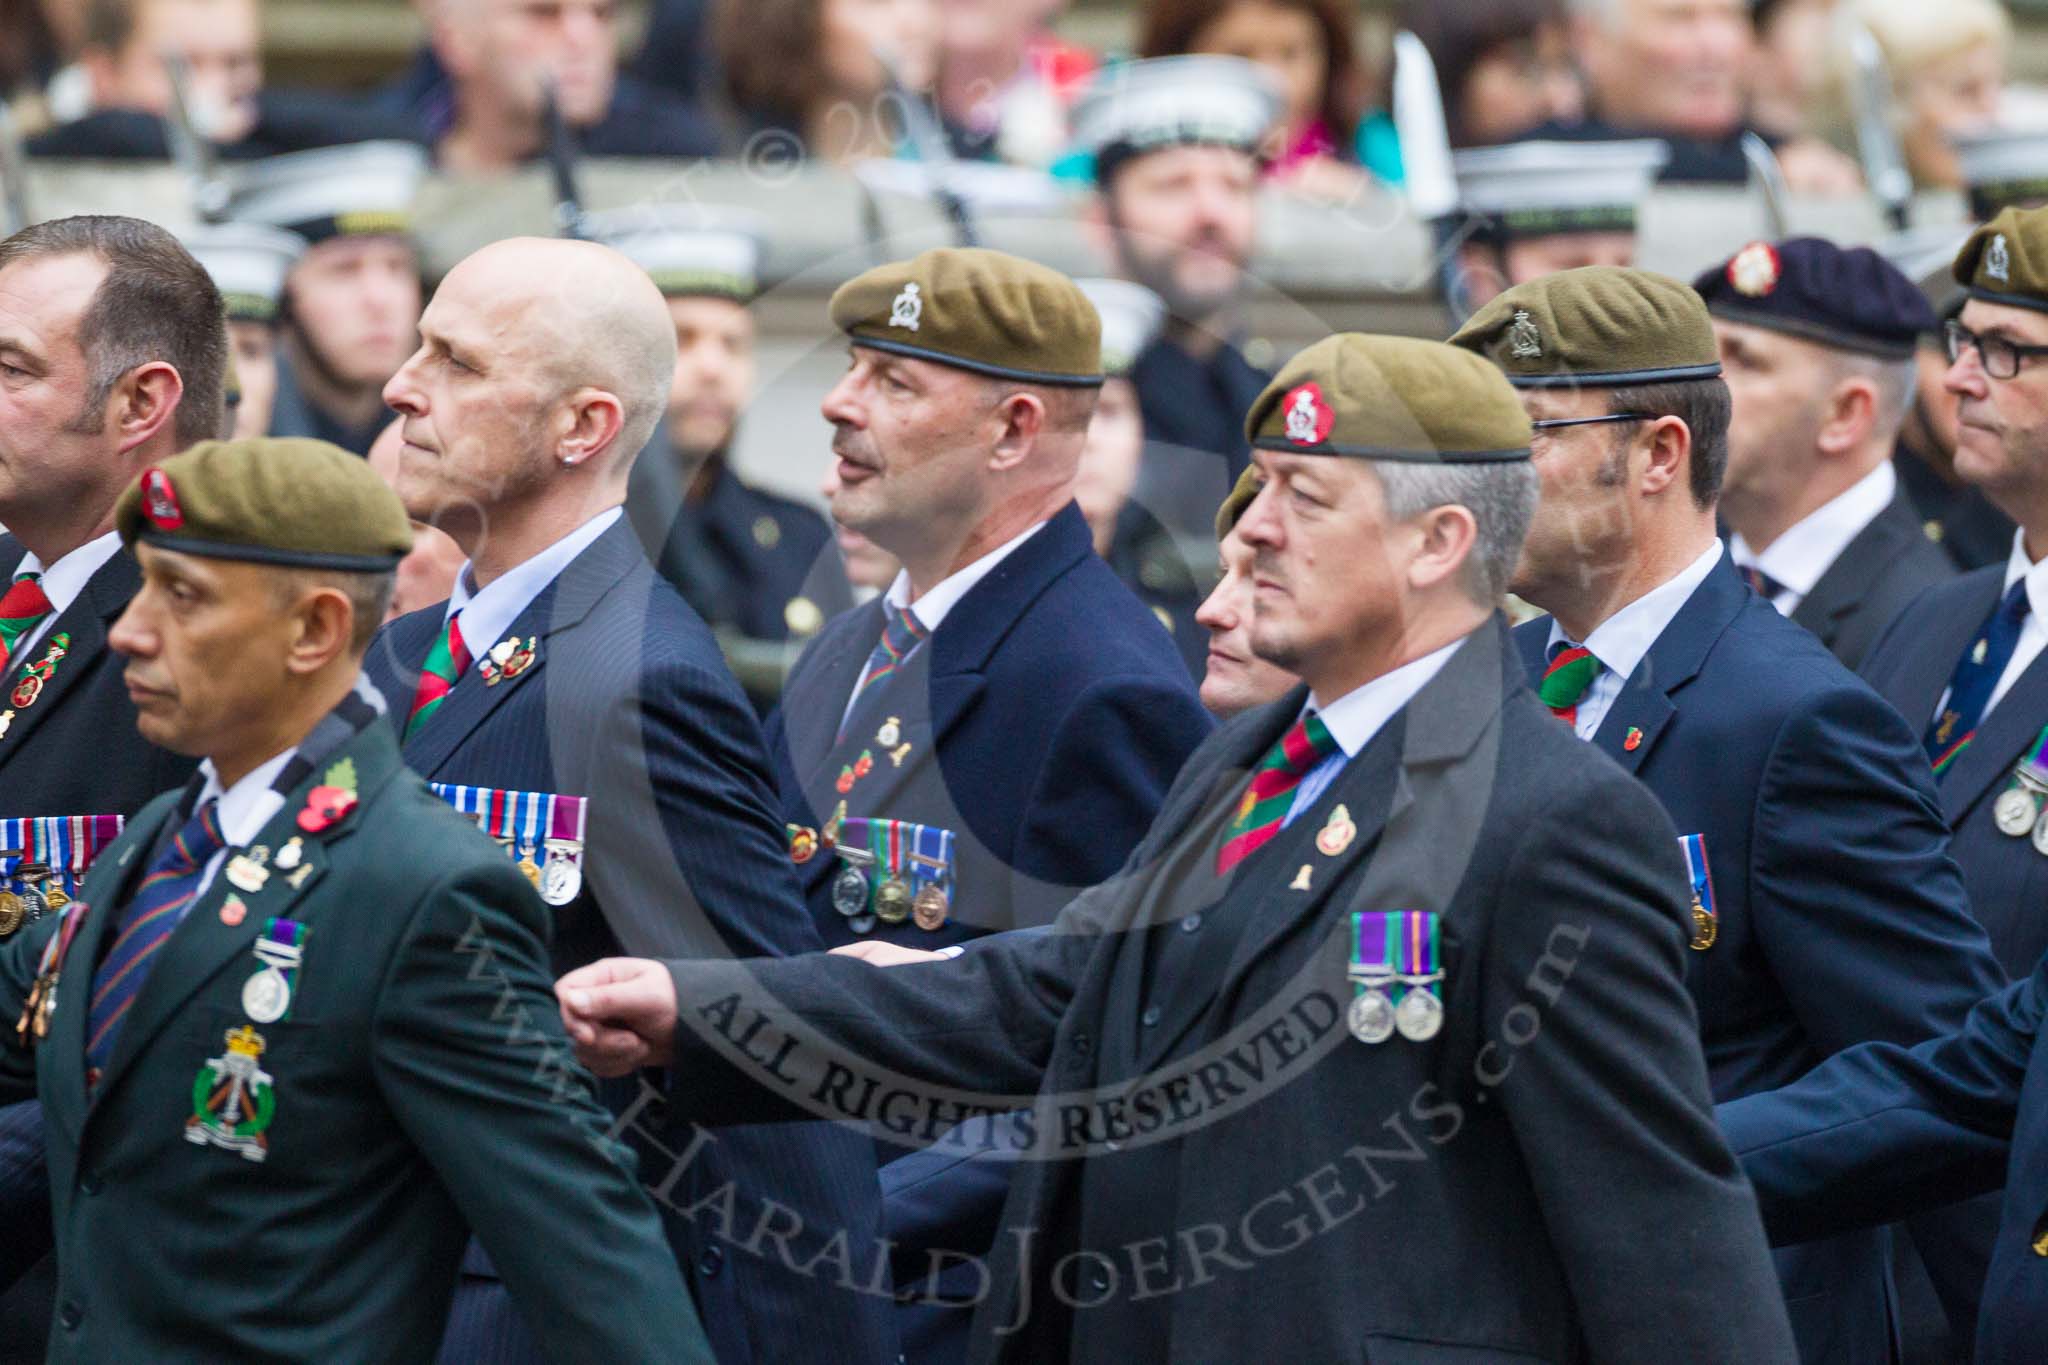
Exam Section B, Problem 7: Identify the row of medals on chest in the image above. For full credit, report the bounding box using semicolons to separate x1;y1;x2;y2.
1993;761;2048;852
818;715;951;934
0;858;69;938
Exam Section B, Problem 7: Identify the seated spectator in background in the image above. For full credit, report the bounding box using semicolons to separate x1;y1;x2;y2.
1836;0;2009;192
1402;0;1583;148
1451;135;1664;307
718;0;940;165
392;0;720;171
1568;0;1860;192
179;222;305;442
27;0;416;159
1749;0;1835;142
366;418;466;621
1141;0;1369;202
230;141;427;455
933;0;1094;166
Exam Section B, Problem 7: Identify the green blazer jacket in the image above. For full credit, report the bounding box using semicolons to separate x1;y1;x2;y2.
0;717;712;1363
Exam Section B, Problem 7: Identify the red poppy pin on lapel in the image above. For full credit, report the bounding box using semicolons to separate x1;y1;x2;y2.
298;757;359;834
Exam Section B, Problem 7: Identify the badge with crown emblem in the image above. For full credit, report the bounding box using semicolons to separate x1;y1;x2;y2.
1988;233;2013;283
1281;382;1335;446
186;1025;277;1162
889;282;923;331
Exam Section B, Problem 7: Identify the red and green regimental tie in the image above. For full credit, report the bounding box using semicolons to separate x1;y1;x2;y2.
0;574;53;676
1540;645;1601;727
405;616;472;740
1216;712;1338;876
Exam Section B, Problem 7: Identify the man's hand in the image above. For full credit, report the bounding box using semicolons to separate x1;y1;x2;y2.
557;958;679;1077
829;941;951;967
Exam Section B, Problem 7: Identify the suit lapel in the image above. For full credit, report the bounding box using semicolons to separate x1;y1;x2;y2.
783;599;887;798
1894;572;2002;723
400;521;640;777
1590;557;1749;775
1792;494;1913;644
85;727;401;1114
1938;647;2048;824
0;550;137;762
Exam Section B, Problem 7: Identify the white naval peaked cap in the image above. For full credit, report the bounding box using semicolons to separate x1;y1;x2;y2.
1069;56;1282;171
178;222;307;322
580;205;766;301
1076;278;1166;377
1452;139;1668;238
224;140;429;244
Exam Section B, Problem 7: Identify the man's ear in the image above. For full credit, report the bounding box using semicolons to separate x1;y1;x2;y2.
112;362;184;455
989;392;1047;473
555;389;626;470
1636;415;1692;499
1816;376;1878;457
1407;502;1479;595
286;586;356;676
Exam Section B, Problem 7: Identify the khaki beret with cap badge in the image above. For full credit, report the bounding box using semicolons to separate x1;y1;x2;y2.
117;438;413;571
1955;206;2048;315
1448;265;1722;388
1216;465;1263;539
830;247;1105;387
1244;334;1533;464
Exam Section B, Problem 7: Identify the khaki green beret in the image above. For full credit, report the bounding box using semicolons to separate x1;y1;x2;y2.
1216;465;1263;538
118;438;413;571
1244;334;1532;463
829;248;1104;387
1448;266;1722;388
1955;206;2048;316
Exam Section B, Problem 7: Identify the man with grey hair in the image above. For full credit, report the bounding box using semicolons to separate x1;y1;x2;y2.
1695;238;1955;669
361;237;898;1365
558;332;1798;1363
1453;265;2006;1365
0;214;218;1352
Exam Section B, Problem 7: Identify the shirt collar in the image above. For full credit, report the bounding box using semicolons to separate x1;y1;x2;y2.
1729;461;1896;597
882;519;1049;633
13;531;122;618
2001;526;2048;623
445;509;621;666
195;746;299;849
1549;539;1725;681
1307;632;1470;758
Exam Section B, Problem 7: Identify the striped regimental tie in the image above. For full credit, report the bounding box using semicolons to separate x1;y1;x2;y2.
839;602;928;741
1215;712;1338;876
405;615;472;740
84;798;227;1085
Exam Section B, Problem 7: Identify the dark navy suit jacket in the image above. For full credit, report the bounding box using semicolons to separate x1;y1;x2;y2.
1863;565;2048;978
765;502;1212;949
0;539;195;1322
1720;955;2048;1365
363;519;896;1365
1515;554;2007;1365
1791;490;1956;672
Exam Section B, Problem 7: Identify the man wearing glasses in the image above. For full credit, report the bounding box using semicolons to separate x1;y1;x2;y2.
1864;207;2048;983
1451;267;2008;1365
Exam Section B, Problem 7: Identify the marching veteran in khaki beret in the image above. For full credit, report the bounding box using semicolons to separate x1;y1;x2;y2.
1454;265;2010;1365
559;331;1796;1364
0;439;714;1363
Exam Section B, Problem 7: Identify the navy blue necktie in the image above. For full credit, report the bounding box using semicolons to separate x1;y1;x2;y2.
1925;578;2031;773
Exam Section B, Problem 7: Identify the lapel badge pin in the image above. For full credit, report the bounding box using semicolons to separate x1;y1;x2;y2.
0;709;15;739
480;636;536;686
219;894;248;927
788;825;818;865
1290;864;1313;891
225;855;269;894
1973;638;1989;665
1624;726;1644;752
297;757;360;835
274;837;304;871
10;632;70;710
889;743;912;767
1315;805;1355;857
875;716;901;749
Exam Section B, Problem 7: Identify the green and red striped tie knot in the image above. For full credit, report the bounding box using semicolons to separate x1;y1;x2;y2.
0;573;52;677
839;603;929;740
1540;645;1601;726
1216;712;1338;875
405;615;471;740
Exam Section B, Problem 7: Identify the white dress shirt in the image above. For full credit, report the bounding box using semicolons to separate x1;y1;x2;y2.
11;531;122;661
1281;634;1467;826
1729;462;1896;618
839;519;1050;727
1547;540;1725;741
1936;528;2048;727
443;509;621;669
187;747;296;900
